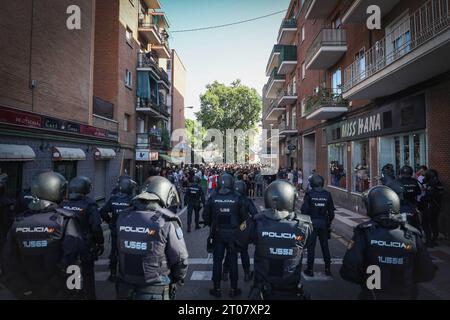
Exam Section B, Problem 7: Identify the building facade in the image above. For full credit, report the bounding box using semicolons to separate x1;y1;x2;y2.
0;0;120;201
262;0;450;234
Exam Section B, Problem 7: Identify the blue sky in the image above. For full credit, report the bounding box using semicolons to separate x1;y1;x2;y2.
160;0;291;119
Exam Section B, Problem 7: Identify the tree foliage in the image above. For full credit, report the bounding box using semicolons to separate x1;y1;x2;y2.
196;80;261;132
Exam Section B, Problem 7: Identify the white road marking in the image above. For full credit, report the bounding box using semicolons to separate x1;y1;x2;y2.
94;259;109;266
95;271;110;282
302;271;333;281
335;206;367;219
186;258;342;265
334;214;359;228
190;271;212;281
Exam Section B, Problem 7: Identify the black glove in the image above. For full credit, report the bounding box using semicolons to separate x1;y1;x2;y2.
95;244;105;257
169;283;177;300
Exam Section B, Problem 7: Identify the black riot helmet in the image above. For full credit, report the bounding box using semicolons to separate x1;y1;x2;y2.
400;165;414;178
308;174;324;191
380;163;396;185
134;176;180;209
217;173;234;194
234;180;247;196
424;169;438;184
30;171;68;205
118;177;137;196
264;180;298;219
68;176;92;200
364;185;400;218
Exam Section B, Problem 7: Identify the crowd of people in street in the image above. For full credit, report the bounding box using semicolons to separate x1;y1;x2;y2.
0;160;444;300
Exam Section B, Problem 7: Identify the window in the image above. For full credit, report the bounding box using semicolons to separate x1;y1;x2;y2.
331;68;342;94
124;114;130;131
301;25;305;42
125;69;132;88
292;76;297;94
301;98;306;116
355;48;366;80
302;63;306;80
328;143;347;188
352;140;370;193
54;161;77;182
379;131;427;177
126;27;133;46
291;107;296;129
137;117;145;133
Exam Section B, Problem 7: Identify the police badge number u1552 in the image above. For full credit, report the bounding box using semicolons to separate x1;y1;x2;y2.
176;227;184;239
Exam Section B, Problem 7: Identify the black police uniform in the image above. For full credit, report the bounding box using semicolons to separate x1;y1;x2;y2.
301;188;335;273
236;210;312;300
184;182;205;230
15;189;34;215
340;216;436;299
203;190;246;293
115;206;189;300
1;205;85;299
100;193;133;277
422;173;444;245
223;193;258;278
399;176;421;205
61;196;104;299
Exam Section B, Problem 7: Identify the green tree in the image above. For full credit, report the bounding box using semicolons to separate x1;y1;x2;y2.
196;80;261;132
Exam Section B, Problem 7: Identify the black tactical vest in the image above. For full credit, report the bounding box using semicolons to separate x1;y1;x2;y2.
210;192;241;242
186;184;201;203
61;197;95;237
110;194;133;225
362;221;418;296
253;212;311;289
12;210;66;283
116;208;173;286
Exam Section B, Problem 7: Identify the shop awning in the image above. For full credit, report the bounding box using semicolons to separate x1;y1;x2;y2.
159;154;175;163
0;144;36;161
94;148;116;160
52;147;86;161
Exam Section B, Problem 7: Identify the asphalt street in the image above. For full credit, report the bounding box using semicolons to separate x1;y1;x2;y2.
1;194;450;300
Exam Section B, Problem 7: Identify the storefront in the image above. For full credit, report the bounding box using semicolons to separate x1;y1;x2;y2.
0;106;120;200
325;94;427;212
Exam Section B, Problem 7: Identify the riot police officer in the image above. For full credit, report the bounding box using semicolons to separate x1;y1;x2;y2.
15;187;34;215
115;176;188;300
422;169;444;247
61;176;104;299
203;173;246;298
236;180;312;300
1;171;85;299
340;185;436;299
397;165;422;229
100;177;136;281
380;163;396;185
301;174;335;277
0;173;14;273
184;176;205;232
223;180;257;282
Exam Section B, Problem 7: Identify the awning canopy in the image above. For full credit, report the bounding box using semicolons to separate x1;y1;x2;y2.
52;147;86;161
0;144;36;161
94;148;116;160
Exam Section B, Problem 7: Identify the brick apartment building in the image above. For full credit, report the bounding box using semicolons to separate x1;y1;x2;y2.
262;0;450;233
0;0;185;199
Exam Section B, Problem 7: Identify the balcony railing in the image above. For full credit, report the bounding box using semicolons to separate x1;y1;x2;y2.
136;133;162;149
278;121;296;133
304;87;347;115
160;68;170;84
268;67;285;83
136;97;169;117
306;28;347;69
344;0;450;92
277;18;297;44
137;52;160;72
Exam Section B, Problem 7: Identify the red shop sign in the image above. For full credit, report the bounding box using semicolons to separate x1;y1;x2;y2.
0;108;41;128
79;124;107;138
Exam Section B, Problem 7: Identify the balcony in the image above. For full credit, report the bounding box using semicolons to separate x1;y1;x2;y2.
142;0;161;10
305;0;341;20
277;18;297;45
136;97;169;119
158;68;170;89
136;133;162;150
305;88;348;120
278;45;297;75
276;88;297;107
137;52;161;78
152;40;171;59
263;100;286;121
278;122;297;136
265;68;285;99
306;28;347;70
343;0;450;100
266;45;282;76
342;0;401;24
138;18;163;45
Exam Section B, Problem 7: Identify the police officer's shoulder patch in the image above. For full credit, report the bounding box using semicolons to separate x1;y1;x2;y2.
176;227;184;239
240;221;247;231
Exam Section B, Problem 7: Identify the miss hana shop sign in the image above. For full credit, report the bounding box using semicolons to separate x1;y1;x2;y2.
341;113;381;138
